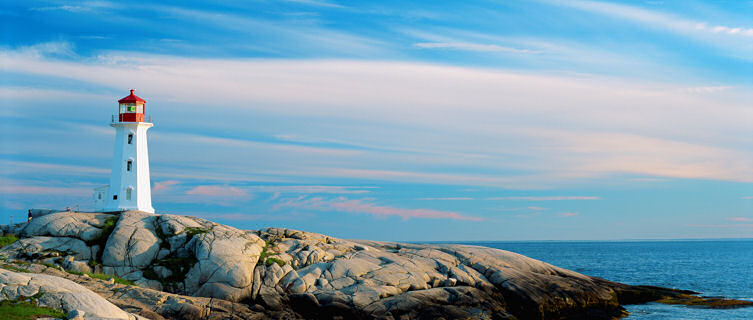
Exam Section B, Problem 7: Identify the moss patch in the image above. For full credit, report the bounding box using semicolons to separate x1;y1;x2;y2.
183;227;209;243
257;240;272;266
61;267;134;286
0;235;18;249
265;257;286;267
0;264;29;273
87;272;134;286
40;263;61;270
257;240;286;267
0;300;67;320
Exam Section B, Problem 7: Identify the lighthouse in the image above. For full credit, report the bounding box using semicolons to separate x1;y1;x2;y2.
96;89;155;213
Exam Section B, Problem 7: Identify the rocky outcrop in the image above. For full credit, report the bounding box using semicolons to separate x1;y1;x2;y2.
0;268;143;320
1;210;749;320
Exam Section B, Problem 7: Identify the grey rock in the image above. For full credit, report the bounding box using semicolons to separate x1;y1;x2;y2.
21;212;116;242
65;260;92;274
102;211;161;270
0;269;132;319
183;224;265;301
2;236;91;260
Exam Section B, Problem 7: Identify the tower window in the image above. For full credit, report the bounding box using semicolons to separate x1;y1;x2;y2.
98;193;102;200
126;188;132;200
127;134;133;144
113;195;118;200
126;160;133;171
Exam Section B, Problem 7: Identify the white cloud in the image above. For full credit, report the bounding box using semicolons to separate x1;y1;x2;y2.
275;196;482;221
414;42;537;54
1;47;751;188
248;186;375;194
549;0;753;59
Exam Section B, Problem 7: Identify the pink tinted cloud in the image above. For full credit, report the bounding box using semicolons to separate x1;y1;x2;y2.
276;196;482;221
527;206;547;210
727;217;751;222
0;184;90;196
559;212;580;217
153;180;179;193
186;185;247;197
487;196;600;201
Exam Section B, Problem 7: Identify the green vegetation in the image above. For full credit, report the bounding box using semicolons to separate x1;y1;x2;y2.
265;257;286;267
40;249;73;257
184;226;209;241
40;263;60;270
0;291;66;320
257;240;286;267
86;215;120;265
0;264;29;273
86;272;134;286
61;267;135;286
257;240;272;266
0;235;18;249
0;300;66;320
66;270;84;276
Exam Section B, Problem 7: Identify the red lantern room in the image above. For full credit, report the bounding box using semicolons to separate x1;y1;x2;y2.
117;89;146;122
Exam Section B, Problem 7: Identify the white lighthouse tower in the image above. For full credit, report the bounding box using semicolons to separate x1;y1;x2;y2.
97;89;155;213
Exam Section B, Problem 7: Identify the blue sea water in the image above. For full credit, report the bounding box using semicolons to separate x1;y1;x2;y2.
456;240;753;319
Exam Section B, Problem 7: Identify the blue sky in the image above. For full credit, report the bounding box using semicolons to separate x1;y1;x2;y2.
1;0;751;241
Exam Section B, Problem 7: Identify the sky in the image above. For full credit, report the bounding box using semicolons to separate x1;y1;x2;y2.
0;0;751;241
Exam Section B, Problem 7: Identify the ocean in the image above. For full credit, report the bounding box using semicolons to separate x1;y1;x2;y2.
454;239;753;319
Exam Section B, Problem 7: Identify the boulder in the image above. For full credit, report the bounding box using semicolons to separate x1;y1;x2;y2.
64;260;92;274
0;269;133;319
20;212;116;242
183;223;265;301
102;211;161;272
1;236;91;260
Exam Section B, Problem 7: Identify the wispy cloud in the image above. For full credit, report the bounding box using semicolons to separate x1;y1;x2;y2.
727;217;751;222
0;185;92;196
743;196;753;200
191;212;313;221
557;0;753;36
414;42;538;54
153;180;180;193
186;185;248;197
486;196;600;201
2;46;751;188
416;197;474;201
275;196;482;221
559;212;580;217
249;185;374;194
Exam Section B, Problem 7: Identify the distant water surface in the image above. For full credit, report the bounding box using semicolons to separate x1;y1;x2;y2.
445;240;753;319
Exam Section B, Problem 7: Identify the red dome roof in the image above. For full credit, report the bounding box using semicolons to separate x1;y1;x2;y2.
118;89;146;103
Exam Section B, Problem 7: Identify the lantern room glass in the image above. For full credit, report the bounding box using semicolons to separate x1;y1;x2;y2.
120;103;143;114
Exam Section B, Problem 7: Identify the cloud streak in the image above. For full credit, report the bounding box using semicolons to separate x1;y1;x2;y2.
276;196;482;221
186;185;248;197
486;196;600;201
414;42;538;54
559;212;580;217
1;45;751;189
